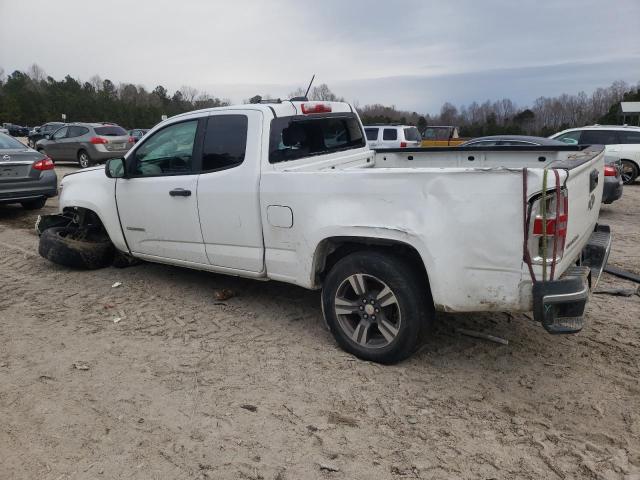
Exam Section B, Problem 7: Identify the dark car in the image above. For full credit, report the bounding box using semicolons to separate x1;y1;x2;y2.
6;124;30;137
36;122;133;168
0;132;57;209
28;122;66;148
461;135;623;204
128;128;149;143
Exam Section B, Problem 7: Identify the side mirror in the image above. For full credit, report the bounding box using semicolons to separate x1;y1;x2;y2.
45;134;51;140
105;157;127;178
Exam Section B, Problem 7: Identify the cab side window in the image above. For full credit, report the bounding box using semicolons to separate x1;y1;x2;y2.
201;115;248;172
132;120;198;177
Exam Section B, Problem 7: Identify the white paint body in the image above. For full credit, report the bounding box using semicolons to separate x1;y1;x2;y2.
58;102;605;314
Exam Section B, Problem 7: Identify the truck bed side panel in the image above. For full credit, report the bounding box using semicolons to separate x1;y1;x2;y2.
260;168;529;312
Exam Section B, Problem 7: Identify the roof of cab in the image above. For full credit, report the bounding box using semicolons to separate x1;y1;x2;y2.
170;100;355;121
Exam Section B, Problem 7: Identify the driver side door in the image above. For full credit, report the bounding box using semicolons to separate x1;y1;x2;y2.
115;118;208;264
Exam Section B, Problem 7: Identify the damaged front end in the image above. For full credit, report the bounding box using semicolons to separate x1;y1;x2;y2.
35;213;74;236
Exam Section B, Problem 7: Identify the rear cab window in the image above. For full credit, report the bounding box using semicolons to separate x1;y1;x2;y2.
269;113;365;163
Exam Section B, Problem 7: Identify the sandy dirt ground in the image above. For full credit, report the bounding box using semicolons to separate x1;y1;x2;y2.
1;162;639;480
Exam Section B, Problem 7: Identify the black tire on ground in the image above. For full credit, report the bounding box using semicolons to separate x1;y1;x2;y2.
39;226;114;269
77;150;92;168
21;197;47;210
321;251;433;364
621;160;639;185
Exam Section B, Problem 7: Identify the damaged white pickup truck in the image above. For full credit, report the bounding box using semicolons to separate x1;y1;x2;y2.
37;100;611;363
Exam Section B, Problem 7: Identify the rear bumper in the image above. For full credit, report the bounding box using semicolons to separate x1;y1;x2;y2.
0;171;58;204
602;177;623;204
532;224;611;334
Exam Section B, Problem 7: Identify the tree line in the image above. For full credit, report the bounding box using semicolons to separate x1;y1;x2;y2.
0;64;638;136
0;65;229;128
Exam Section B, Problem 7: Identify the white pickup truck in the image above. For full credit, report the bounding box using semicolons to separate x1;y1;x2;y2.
37;100;611;364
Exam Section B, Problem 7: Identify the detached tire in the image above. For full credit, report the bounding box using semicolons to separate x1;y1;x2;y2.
39;226;114;269
322;251;433;364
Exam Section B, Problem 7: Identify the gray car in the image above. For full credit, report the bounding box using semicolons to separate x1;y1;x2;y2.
0;133;57;209
461;135;623;204
36;123;133;168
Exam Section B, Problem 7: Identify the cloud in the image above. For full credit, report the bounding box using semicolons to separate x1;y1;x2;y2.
1;0;638;113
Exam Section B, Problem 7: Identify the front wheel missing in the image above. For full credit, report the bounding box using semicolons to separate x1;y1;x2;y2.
39;226;114;269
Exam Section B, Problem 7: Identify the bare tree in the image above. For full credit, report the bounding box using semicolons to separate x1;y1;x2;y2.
27;63;46;82
89;75;103;91
180;85;199;104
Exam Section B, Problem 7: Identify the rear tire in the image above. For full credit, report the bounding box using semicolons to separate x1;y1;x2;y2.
21;198;47;210
39;226;114;269
78;150;92;168
321;251;432;364
621;160;639;185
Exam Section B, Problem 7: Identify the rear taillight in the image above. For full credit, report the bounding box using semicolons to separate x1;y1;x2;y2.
128;136;135;143
300;102;332;114
400;142;407;148
33;157;54;171
528;188;569;265
604;165;617;177
90;136;108;145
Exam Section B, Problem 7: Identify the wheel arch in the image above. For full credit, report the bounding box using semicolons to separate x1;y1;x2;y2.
311;235;434;305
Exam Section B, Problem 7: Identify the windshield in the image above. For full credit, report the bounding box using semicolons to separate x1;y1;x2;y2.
0;133;28;149
95;125;127;136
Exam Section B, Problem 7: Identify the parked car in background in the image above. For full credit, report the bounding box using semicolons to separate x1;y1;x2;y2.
0;126;8;135
128;128;149;143
462;135;623;204
4;124;30;137
36;122;133;168
364;125;421;148
461;135;567;147
550;125;640;184
0;132;57;210
28;122;66;148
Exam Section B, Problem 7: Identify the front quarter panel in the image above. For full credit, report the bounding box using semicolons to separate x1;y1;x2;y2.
59;167;128;252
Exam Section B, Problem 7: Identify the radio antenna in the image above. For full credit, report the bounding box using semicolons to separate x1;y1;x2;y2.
304;74;316;99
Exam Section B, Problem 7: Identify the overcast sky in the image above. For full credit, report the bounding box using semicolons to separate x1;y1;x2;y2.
1;0;639;113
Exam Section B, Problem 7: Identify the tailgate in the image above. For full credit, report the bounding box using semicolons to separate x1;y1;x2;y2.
555;145;605;273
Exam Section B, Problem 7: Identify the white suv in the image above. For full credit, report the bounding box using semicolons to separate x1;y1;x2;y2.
550;125;640;184
364;125;422;149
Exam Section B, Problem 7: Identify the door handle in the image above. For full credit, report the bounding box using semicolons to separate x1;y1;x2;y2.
169;188;191;197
